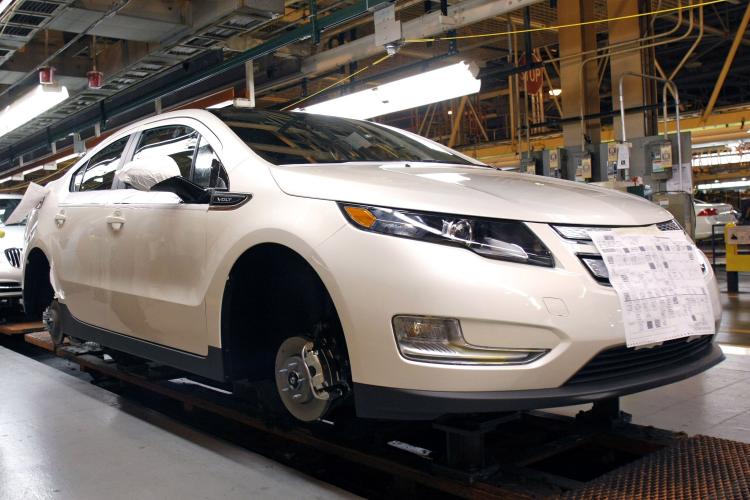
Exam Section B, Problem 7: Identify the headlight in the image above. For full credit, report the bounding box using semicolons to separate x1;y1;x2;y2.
340;204;554;267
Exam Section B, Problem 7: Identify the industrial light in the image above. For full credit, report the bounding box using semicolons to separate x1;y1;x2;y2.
0;0;14;16
548;88;562;97
697;180;750;190
296;61;481;120
0;84;69;139
207;99;234;109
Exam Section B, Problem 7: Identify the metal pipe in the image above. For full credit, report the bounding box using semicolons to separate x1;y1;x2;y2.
578;1;696;151
669;3;704;79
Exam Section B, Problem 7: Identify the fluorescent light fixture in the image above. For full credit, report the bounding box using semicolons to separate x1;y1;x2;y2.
548;88;562;96
697;179;750;190
207;99;234;109
0;0;14;16
0;84;69;139
55;152;82;165
22;165;44;177
296;61;481;120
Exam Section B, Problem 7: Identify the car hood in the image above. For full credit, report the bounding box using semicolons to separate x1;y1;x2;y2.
0;225;24;249
269;162;672;225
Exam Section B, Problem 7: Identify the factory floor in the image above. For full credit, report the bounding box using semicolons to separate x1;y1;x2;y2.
0;346;356;500
0;271;748;499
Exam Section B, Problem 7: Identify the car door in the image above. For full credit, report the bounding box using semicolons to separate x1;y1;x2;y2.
102;122;226;355
53;135;132;329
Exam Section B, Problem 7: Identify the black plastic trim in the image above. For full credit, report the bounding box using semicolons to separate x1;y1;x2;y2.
353;343;724;420
59;303;226;381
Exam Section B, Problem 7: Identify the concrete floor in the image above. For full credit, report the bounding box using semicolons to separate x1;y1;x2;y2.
0;347;356;500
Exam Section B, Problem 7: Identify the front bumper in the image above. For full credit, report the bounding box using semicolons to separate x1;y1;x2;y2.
314;216;723;417
353;343;724;419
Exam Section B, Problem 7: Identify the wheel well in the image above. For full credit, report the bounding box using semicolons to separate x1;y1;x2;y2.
24;248;54;320
221;243;348;382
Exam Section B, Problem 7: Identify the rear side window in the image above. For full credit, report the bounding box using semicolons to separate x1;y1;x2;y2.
75;136;131;191
133;125;198;179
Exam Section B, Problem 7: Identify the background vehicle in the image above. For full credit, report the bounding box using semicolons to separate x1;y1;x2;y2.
694;199;738;240
22;109;722;422
0;194;24;311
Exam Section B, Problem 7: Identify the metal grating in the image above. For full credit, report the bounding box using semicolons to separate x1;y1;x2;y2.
1;25;33;37
18;0;60;15
9;13;45;26
566;336;714;386
563;435;750;499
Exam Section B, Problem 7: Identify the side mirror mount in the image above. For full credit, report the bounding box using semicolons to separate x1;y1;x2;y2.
151;176;210;204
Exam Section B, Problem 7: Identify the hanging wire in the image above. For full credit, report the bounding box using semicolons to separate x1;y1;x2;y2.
281;53;393;111
404;0;728;43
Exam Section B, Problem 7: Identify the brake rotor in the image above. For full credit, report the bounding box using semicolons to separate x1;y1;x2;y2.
42;300;64;346
275;336;337;422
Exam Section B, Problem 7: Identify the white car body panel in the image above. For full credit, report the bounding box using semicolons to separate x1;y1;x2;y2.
23;109;722;419
270;163;668;226
694;200;738;240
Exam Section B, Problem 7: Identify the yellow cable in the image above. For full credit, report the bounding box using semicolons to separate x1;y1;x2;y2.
405;0;728;43
281;53;392;111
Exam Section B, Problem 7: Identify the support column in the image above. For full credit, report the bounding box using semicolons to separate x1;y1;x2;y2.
608;0;646;141
558;0;600;149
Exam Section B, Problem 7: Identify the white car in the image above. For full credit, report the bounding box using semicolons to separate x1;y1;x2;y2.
0;194;24;309
22;109;723;421
694;199;738;240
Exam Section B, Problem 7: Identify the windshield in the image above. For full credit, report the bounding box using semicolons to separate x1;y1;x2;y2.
213;109;479;166
0;198;21;225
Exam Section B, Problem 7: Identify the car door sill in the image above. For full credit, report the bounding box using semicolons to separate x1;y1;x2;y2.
58;303;225;381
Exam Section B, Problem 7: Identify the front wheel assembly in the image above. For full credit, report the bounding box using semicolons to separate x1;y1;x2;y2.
274;336;347;422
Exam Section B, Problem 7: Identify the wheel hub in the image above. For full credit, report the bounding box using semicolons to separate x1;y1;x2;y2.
275;336;340;422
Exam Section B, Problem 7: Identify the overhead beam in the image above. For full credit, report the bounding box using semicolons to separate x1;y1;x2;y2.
701;1;750;121
300;0;542;76
0;0;393;168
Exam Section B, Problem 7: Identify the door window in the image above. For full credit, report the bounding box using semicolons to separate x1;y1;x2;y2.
133;125;198;179
76;136;130;191
193;136;229;189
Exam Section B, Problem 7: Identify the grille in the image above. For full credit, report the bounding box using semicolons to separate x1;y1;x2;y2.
566;335;714;386
656;219;682;231
0;281;21;292
4;248;21;268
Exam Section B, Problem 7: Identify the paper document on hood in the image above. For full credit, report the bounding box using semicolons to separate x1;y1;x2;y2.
590;230;714;347
5;182;49;225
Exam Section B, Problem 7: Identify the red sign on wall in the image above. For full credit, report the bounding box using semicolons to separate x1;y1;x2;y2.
519;54;544;94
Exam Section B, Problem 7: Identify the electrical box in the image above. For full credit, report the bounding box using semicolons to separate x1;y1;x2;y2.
652;192;696;240
621;132;691;192
520;149;566;178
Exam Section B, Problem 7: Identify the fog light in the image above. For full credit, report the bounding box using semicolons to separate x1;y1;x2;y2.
392;315;548;365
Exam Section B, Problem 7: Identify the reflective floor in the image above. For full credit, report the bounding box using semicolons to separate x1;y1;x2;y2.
0;347;356;500
716;271;750;347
